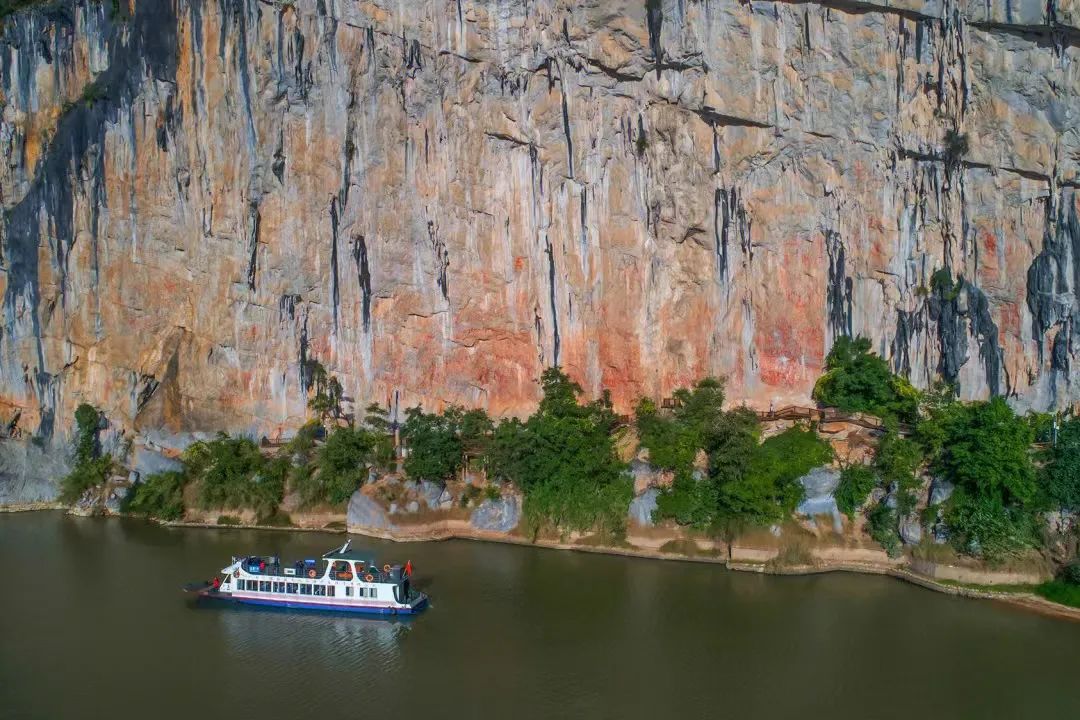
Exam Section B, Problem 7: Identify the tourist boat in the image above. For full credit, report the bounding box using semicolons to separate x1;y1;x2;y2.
185;540;428;615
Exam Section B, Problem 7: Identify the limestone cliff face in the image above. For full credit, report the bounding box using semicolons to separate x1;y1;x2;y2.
0;0;1078;444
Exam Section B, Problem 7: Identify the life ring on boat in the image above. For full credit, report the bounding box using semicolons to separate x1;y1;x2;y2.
364;573;374;583
233;570;239;579
307;569;317;579
383;564;391;573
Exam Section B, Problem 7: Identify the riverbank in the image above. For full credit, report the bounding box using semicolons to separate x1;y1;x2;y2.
128;507;1080;623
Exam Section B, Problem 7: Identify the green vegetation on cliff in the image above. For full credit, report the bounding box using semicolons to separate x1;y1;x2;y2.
184;434;286;520
59;403;113;503
812;336;920;422
720;426;834;525
122;471;187;521
401;404;492;482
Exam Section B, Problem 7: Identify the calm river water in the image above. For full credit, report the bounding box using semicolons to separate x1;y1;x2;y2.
2;512;1079;719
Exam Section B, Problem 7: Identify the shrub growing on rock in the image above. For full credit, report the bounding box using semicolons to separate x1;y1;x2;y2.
187;433;285;517
59;404;113;503
835;465;876;518
867;500;902;557
122;471;187;520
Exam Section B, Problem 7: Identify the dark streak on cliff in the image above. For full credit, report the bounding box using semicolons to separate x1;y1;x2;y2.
545;236;560;367
428;221;450;302
0;1;182;436
246;201;260;292
353;235;372;333
825;230;853;339
330;197;341;331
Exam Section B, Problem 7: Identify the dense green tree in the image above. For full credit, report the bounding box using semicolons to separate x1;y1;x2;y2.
923;397;1038;558
402;406;464;481
123;471;188;520
361;403;397;470
718;426;833;525
485;368;631;534
310;426;378;505
835;465;876;518
874;430;924;514
642;379;761;529
1040;417;1080;512
812;336;919;421
188;434;285;517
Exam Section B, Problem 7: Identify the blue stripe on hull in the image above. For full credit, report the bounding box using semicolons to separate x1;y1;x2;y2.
216;595;426;616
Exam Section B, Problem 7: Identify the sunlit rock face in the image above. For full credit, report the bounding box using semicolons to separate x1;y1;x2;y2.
0;0;1077;444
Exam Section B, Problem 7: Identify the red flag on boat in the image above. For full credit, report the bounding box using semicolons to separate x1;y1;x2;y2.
404;560;413;577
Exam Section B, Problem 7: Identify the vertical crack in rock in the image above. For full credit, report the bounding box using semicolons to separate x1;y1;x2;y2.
330;198;341;331
1;2;181;437
645;0;663;78
579;187;588;256
298;306;313;393
560;72;574;179
545;235;560;366
352;235;372;333
428;221;450;302
246;201;261;292
825;230;853;340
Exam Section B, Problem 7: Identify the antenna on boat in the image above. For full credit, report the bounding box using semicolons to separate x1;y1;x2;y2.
341;538;351;553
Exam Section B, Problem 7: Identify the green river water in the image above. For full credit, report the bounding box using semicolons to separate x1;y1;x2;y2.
1;512;1078;719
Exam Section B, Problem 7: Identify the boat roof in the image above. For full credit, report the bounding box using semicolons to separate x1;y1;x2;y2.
325;549;378;562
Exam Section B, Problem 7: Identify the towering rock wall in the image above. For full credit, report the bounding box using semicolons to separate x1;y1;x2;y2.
0;0;1078;444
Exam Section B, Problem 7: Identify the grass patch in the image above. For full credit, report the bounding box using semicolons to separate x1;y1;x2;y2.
930;577;1035;594
1035;581;1080;609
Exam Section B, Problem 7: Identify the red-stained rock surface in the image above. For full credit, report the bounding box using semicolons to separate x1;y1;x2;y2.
0;1;1078;447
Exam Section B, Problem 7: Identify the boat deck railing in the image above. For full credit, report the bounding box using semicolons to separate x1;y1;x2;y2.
239;563;393;583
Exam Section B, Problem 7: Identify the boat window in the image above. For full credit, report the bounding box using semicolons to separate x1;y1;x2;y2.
273;582;284;593
327;586;335;597
259;581;271;592
299;584;311;595
345;587;352;597
286;583;297;594
314;585;326;597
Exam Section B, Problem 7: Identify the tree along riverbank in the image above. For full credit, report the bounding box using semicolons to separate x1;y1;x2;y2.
8;339;1080;617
